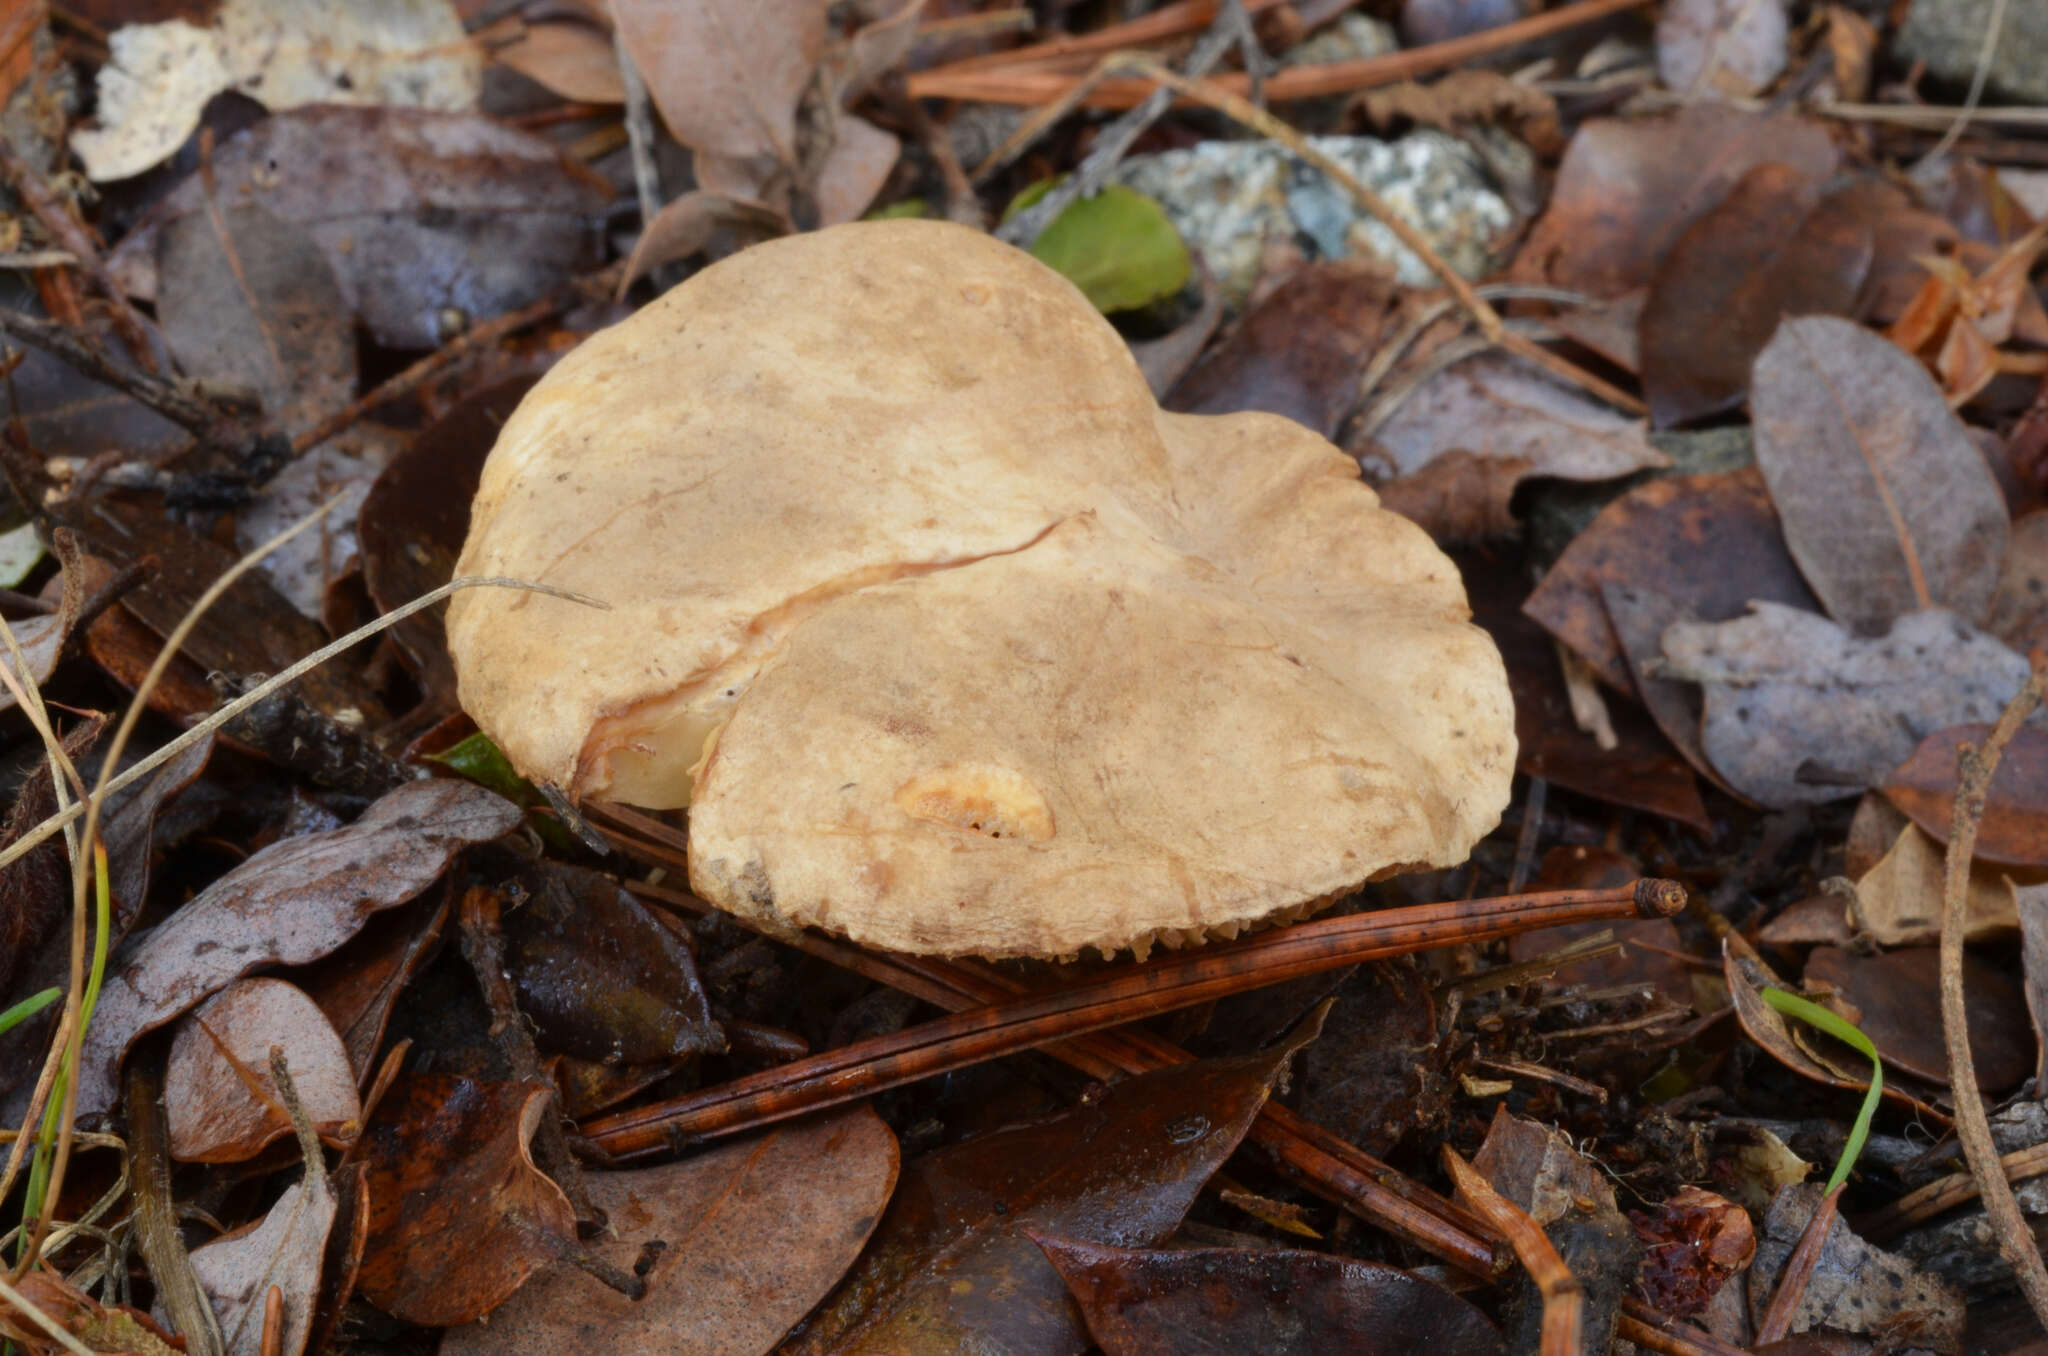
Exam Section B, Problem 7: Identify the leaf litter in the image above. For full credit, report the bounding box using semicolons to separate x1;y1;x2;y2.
8;3;2048;1352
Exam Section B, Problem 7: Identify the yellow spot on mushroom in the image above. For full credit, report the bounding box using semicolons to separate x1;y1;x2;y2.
894;763;1054;842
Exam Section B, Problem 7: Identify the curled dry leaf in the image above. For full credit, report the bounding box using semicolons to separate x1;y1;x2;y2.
439;1107;897;1356
616;191;790;298
107;108;607;348
1751;316;2007;634
1034;1235;1501;1356
1639;166;1872;429
1;1269;181;1356
1882;724;2048;867
1724;946;1943;1121
1658;604;2038;808
73;0;479;182
1509;103;1837;299
489;18;624;104
1803;945;2033;1091
1655;0;1788;96
166;978;361;1162
156;202;356;439
787;1042;1305;1354
189;1163;338;1356
611;0;825;164
1369;352;1668;526
1849;821;2037;945
356;1074;576;1326
74;779;521;1115
297;892;450;1084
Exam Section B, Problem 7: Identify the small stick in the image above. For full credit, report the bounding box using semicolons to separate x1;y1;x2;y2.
125;1050;226;1356
909;0;1653;105
0;304;223;434
0;138;163;369
1443;1146;1583;1356
1940;653;2048;1327
1754;1182;1842;1344
583;878;1682;1154
1859;1139;2048;1241
931;0;1292;77
614;28;665;235
260;1286;283;1356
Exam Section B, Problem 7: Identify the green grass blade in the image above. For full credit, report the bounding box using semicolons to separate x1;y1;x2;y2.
1761;986;1883;1193
0;988;60;1040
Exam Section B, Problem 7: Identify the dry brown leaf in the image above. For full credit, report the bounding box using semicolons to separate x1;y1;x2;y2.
1751;316;2007;633
490;18;624;103
611;0;825;164
1850;821;2032;944
1655;0;1788;96
165;978;361;1162
74;779;521;1115
616;191;790;297
439;1107;898;1356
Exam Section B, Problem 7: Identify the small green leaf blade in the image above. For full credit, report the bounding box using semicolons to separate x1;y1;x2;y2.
1006;181;1191;315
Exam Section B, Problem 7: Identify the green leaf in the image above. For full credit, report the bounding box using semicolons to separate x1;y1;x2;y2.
428;732;541;807
1761;986;1883;1193
1004;180;1191;315
866;197;930;221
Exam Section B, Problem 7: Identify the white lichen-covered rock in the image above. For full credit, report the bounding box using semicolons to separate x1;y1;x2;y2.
1112;133;1513;301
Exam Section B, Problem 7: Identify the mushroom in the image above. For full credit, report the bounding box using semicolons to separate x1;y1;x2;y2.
448;219;1515;959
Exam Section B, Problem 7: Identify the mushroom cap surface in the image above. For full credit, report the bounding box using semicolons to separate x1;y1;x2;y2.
448;219;1515;958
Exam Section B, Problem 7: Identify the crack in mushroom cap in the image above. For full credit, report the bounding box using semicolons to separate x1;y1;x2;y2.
448;219;1515;959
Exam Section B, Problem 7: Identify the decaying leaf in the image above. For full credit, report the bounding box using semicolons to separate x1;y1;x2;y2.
1035;1236;1501;1356
1630;1187;1754;1322
297;891;450;1083
356;1074;576;1326
1658;604;2037;808
1526;468;1819;693
233;430;398;623
1370;353;1669;518
1750;1184;1964;1350
788;1043;1303;1353
1725;946;1942;1121
108;107;607;348
74;0;480;181
1509;104;1837;299
1882;724;2048;867
1751;316;2007;633
1850;821;2038;945
1295;962;1445;1158
440;1108;898;1356
165;978;362;1162
155;201;356;439
75;779;521;1114
1638;166;1872;429
1655;0;1788;96
189;1162;338;1356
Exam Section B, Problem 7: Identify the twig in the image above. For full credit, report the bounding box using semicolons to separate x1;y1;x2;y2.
1859;1139;2048;1241
933;0;1291;77
0;305;222;435
996;0;1255;249
614;28;664;234
1912;0;2010;170
1755;1183;1842;1344
0;138;162;370
908;0;1653;105
125;1050;225;1356
1443;1147;1584;1356
1508;776;1548;894
1941;653;2048;1326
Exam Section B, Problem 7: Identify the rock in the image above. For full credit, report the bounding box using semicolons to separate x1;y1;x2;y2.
1281;13;1400;65
1897;0;2048;104
1112;133;1512;302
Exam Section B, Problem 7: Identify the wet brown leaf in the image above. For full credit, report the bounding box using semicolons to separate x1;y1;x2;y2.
1371;353;1668;526
1724;947;1943;1121
1639;166;1872;429
1843;179;1963;327
0;1268;181;1356
166;977;361;1161
298;890;449;1083
1507;844;1697;1011
440;1107;898;1356
1750;1184;1962;1349
1167;261;1406;440
499;860;722;1063
1655;0;1788;96
156;201;355;438
1600;580;1747;801
108;108;607;348
612;0;824;165
189;1160;338;1356
75;778;521;1114
788;1042;1303;1354
1660;605;2037;808
1509;104;1837;299
1295;961;1442;1158
1882;724;2048;867
356;1073;575;1325
1034;1236;1501;1356
1525;468;1819;694
1751;316;2007;633
1804;945;2032;1091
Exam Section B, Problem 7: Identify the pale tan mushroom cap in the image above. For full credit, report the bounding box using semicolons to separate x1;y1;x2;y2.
449;219;1514;958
